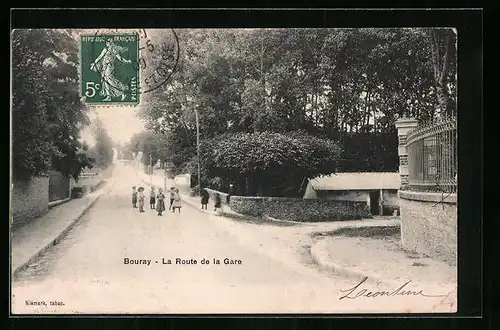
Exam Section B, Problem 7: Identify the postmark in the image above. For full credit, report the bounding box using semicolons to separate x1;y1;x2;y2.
136;28;180;94
80;32;140;106
80;29;179;107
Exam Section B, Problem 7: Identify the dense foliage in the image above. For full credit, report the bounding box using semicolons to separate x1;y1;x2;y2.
124;131;173;167
134;28;456;195
199;131;342;197
87;118;114;169
12;29;94;181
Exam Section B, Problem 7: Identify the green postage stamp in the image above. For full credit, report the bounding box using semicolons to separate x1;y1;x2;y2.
80;33;140;106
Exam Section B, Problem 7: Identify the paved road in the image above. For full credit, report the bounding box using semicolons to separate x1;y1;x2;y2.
11;162;454;314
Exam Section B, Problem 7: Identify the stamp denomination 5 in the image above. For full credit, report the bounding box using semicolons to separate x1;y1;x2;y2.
79;29;179;106
81;32;140;106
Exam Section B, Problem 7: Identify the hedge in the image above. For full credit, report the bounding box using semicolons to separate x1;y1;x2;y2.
229;196;371;222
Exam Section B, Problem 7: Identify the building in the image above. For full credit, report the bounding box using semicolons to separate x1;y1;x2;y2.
303;172;401;216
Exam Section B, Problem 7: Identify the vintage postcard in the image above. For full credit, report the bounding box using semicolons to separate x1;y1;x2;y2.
11;25;459;314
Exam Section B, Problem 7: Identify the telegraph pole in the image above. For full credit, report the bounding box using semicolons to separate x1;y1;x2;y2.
149;154;153;185
164;162;167;192
195;107;201;195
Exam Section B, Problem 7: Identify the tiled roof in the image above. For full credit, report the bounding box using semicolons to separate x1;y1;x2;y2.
309;172;401;190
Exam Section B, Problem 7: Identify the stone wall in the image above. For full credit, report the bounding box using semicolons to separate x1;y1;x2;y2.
11;176;49;230
48;170;70;202
306;189;400;216
205;188;230;205
230;195;371;222
399;191;457;266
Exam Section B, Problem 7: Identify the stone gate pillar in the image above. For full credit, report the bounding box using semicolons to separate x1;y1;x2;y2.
395;117;418;187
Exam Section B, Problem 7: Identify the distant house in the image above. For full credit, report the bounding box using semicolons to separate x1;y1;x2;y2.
303;172;401;216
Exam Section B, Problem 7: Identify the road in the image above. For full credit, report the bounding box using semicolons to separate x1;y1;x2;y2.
11;162;454;314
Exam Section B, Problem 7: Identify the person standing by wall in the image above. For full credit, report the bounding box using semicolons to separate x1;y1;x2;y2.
214;193;222;212
132;186;138;209
201;188;209;210
156;188;166;216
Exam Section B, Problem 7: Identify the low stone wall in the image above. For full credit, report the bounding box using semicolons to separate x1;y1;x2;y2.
11;176;49;230
399;190;457;266
73;165;116;198
205;188;230;204
229;195;371;222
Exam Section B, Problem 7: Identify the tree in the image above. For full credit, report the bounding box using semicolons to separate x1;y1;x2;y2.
429;28;457;117
137;28;457;183
89;118;114;169
126;131;172;168
200;131;342;197
12;29;93;181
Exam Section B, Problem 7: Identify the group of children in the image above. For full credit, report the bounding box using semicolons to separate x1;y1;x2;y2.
132;186;182;216
132;186;224;215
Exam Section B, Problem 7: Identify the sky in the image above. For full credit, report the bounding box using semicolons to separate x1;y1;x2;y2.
81;106;145;147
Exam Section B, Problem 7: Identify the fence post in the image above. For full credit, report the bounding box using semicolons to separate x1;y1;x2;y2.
395;117;419;188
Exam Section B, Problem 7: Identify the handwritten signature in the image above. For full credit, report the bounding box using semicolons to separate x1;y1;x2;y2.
339;277;447;300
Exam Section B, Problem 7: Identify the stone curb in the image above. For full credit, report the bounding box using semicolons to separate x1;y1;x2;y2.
309;235;394;288
12;180;114;278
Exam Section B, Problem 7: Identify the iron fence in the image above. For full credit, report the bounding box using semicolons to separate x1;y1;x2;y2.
406;117;457;193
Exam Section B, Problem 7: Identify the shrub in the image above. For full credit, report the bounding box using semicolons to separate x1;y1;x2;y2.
200;131;342;197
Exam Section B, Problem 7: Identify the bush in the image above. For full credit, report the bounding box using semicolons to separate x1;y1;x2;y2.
200;131;342;197
12;29;93;181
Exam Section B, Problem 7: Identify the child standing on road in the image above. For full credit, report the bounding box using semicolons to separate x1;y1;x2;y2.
149;187;156;209
156;188;166;216
172;188;182;213
137;187;145;213
214;193;222;212
201;188;209;210
169;187;176;210
132;186;138;208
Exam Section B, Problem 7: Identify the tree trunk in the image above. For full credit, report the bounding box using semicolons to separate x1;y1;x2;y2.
258;172;264;197
431;29;453;117
436;85;450;116
245;177;250;196
364;91;371;131
259;38;266;132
